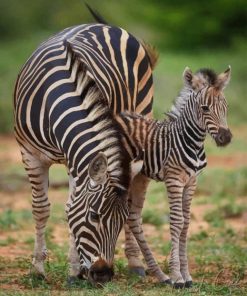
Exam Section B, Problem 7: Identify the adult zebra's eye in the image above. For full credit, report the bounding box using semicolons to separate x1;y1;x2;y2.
90;211;100;222
201;105;210;112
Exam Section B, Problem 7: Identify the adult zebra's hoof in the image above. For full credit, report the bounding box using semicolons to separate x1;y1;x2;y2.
129;266;146;277
160;279;172;286
173;282;185;289
67;275;85;286
185;280;193;288
67;276;78;286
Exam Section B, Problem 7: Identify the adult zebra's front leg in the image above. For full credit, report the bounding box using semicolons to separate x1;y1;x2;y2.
165;174;185;288
179;177;196;287
65;174;80;281
20;146;51;277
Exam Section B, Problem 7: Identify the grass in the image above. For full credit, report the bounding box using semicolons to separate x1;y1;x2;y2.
0;209;32;230
197;167;247;197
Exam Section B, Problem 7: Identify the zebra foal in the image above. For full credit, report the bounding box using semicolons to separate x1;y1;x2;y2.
116;67;232;287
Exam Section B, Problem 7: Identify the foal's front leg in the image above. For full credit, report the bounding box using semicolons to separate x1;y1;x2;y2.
179;177;196;287
166;176;185;288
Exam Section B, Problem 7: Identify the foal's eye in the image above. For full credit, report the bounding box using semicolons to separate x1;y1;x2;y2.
90;211;100;222
201;105;210;112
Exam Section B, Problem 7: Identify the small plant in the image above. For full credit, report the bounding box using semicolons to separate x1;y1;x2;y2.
203;209;225;227
0;209;18;230
142;209;167;227
220;203;245;218
190;230;209;241
0;236;16;246
114;258;128;275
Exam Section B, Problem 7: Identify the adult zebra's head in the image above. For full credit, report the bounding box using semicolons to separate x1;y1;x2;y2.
68;152;129;286
183;66;232;146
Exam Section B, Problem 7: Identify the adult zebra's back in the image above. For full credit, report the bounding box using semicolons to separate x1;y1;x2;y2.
14;23;156;284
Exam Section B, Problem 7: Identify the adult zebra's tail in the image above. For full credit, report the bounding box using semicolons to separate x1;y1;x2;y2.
85;3;108;24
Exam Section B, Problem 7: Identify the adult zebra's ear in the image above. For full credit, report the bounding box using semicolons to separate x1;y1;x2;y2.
88;152;108;185
216;66;231;90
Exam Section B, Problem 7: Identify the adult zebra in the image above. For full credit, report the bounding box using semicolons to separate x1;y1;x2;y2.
14;23;157;285
116;67;232;287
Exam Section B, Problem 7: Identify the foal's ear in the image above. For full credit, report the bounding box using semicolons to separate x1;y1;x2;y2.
183;67;209;91
183;67;194;87
216;66;231;90
88;152;108;185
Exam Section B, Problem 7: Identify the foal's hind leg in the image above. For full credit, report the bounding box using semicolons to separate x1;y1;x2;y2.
124;173;149;276
126;174;170;283
20;146;51;276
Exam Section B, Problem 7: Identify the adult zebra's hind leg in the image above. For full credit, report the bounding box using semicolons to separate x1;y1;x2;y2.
20;146;51;277
179;177;196;288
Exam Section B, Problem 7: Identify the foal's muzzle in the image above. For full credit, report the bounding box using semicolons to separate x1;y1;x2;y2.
215;127;232;146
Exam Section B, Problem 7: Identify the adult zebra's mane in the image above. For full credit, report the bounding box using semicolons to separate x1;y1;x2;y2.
73;60;130;191
166;68;217;121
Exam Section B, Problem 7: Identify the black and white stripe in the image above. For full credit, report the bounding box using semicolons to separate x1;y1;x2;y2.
13;23;155;283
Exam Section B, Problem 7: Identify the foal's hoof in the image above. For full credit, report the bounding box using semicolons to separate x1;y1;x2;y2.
173;282;185;289
185;280;193;288
160;279;172;286
33;273;46;280
129;266;146;277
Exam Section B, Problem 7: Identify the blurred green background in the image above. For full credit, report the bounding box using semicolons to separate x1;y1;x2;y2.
0;0;246;133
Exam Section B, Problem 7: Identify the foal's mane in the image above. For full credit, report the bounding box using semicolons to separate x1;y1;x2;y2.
166;68;217;121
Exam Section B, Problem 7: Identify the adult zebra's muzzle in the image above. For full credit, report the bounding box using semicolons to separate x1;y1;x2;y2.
88;258;114;286
215;127;232;147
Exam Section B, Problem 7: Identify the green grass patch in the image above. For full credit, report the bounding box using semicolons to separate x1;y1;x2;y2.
197;167;247;198
142;208;167;227
0;236;17;246
0;209;32;230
